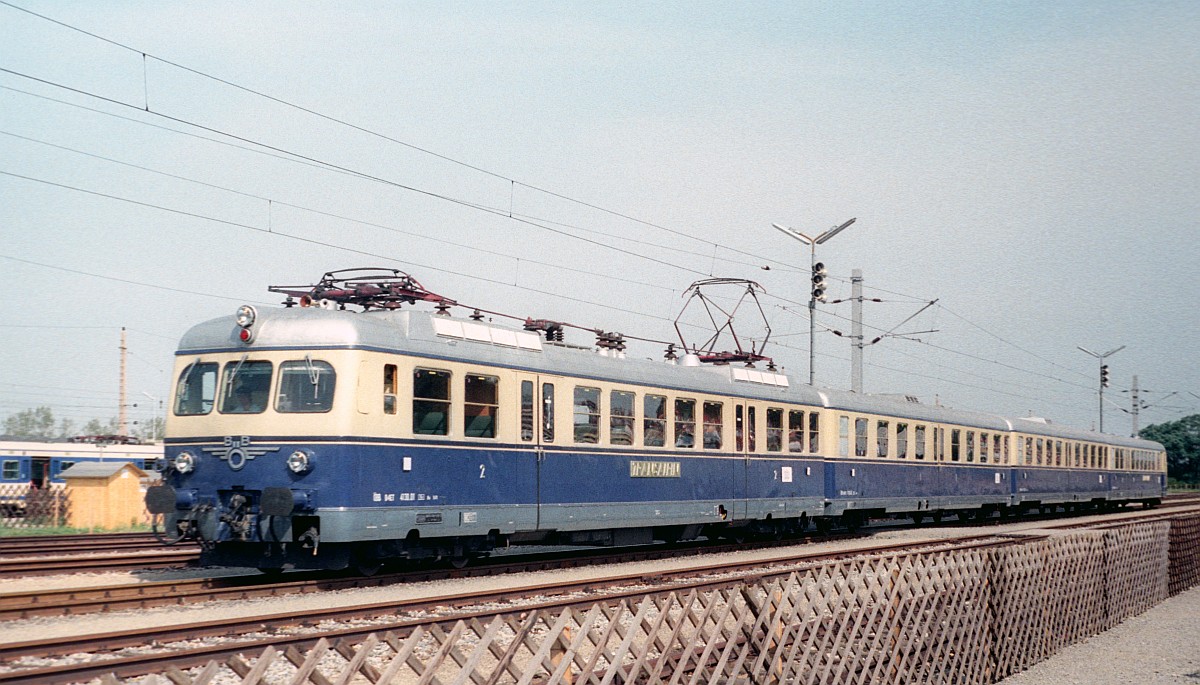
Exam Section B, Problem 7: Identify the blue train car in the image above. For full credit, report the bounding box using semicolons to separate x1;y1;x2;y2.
0;438;161;516
145;272;1168;572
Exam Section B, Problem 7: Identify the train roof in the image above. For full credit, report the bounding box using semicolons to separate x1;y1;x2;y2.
178;305;1164;451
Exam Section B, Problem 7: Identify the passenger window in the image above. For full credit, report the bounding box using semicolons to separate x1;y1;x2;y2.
877;421;889;458
413;368;450;435
897;423;908;459
1055;440;1063;467
675;398;696;448
276;359;336;413
542;383;555;442
839;416;850;457
2;460;18;479
520;381;534;442
951;429;961;462
464;374;498;438
383;364;397;415
219;360;273;414
788;410;805;453
174;361;217;416
747;406;757;452
855;418;868;457
736;406;745;451
995;434;1005;464
979;432;989;463
611;391;635;445
766;408;783;452
703;401;723;449
1025;437;1033;465
914;425;926;460
965;432;974;463
809;411;820;453
644;394;666;447
1036;438;1044;465
573;386;600;444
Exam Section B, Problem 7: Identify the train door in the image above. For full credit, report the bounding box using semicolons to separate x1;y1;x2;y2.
30;457;49;489
515;373;561;530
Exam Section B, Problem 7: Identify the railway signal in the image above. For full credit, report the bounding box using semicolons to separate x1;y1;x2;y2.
811;262;827;303
1078;345;1124;433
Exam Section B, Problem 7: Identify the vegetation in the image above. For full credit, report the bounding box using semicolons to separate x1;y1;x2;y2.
0;524;151;537
2;406;164;442
1141;414;1200;485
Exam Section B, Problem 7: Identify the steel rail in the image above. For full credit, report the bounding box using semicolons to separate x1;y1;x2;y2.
0;534;1016;685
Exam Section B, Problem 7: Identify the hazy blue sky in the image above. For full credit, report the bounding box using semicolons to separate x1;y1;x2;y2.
2;1;1197;436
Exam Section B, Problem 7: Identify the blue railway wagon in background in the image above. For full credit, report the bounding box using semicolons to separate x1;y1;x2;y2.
0;438;162;516
145;277;1167;573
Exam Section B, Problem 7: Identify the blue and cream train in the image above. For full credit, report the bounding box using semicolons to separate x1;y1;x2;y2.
1;438;160;516
147;293;1167;571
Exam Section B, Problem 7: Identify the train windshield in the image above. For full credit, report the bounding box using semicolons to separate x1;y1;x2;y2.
174;361;217;415
276;359;336;413
218;360;273;414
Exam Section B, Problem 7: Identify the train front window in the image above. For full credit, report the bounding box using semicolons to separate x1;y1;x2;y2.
218;360;272;414
464;374;499;438
174;361;216;416
276;359;336;413
413;368;450;435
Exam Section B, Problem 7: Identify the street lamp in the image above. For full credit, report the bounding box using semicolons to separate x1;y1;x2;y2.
1077;345;1124;433
773;218;856;386
142;392;163;442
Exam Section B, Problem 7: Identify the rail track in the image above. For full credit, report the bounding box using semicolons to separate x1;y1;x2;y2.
0;503;1197;685
0;532;1019;685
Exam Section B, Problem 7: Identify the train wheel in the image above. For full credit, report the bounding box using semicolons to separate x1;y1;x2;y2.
449;555;470;569
911;512;924;526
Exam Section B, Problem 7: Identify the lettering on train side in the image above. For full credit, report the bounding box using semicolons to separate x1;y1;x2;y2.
629;461;682;478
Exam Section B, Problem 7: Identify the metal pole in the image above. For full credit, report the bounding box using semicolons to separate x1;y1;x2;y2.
1099;365;1105;433
1130;375;1139;437
851;269;863;393
809;245;816;386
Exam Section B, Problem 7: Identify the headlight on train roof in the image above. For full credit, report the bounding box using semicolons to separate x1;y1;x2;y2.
174;451;196;474
286;450;311;474
236;305;257;328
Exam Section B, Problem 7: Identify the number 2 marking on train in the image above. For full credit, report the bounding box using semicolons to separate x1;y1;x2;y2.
479;464;486;479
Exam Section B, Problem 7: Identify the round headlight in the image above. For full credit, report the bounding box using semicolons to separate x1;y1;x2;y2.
174;451;196;474
236;305;257;328
286;450;311;474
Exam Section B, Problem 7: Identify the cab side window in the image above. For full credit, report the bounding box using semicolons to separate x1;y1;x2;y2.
413;368;450;435
464;374;498;438
174;361;217;416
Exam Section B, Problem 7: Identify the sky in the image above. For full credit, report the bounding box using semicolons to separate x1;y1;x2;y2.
1;1;1198;438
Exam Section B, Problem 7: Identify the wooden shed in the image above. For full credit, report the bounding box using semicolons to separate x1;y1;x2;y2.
59;462;148;530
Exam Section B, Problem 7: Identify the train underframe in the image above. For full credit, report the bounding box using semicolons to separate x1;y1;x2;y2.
152;491;1160;575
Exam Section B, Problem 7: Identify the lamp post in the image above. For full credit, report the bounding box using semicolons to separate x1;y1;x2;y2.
772;218;856;386
141;391;163;442
1077;345;1124;433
